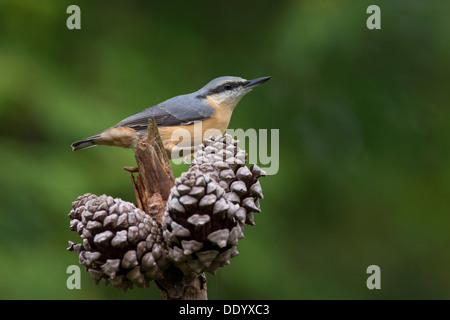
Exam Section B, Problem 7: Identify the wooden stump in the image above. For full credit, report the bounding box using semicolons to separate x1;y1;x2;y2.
124;118;207;300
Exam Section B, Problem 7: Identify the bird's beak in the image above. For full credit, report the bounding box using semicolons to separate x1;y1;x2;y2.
244;76;272;89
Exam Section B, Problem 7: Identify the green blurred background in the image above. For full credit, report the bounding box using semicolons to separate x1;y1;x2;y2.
1;0;449;299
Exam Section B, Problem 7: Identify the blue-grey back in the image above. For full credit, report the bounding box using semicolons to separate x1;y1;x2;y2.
115;92;215;129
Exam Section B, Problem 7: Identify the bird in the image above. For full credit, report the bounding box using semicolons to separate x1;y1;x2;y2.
71;75;271;158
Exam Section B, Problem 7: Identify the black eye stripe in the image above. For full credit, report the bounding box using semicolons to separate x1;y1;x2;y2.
207;81;245;95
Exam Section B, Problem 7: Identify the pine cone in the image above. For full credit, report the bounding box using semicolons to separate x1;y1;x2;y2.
68;193;170;291
191;134;265;227
162;134;265;275
163;170;241;274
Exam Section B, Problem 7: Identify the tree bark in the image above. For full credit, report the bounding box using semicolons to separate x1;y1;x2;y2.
155;266;208;300
125;118;207;300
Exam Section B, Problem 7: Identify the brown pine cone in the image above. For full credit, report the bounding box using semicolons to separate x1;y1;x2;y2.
190;134;265;227
162;134;265;275
68;193;170;291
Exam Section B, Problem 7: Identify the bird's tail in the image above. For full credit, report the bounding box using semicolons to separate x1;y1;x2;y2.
71;134;100;151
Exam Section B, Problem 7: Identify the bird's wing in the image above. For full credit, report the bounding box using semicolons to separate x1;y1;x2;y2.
115;95;215;130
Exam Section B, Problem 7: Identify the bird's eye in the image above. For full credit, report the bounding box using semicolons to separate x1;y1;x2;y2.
224;83;232;90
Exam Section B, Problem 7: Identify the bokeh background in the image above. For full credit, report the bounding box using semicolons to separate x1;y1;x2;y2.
1;0;449;299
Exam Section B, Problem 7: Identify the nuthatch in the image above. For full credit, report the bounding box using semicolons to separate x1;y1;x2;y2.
71;75;271;157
